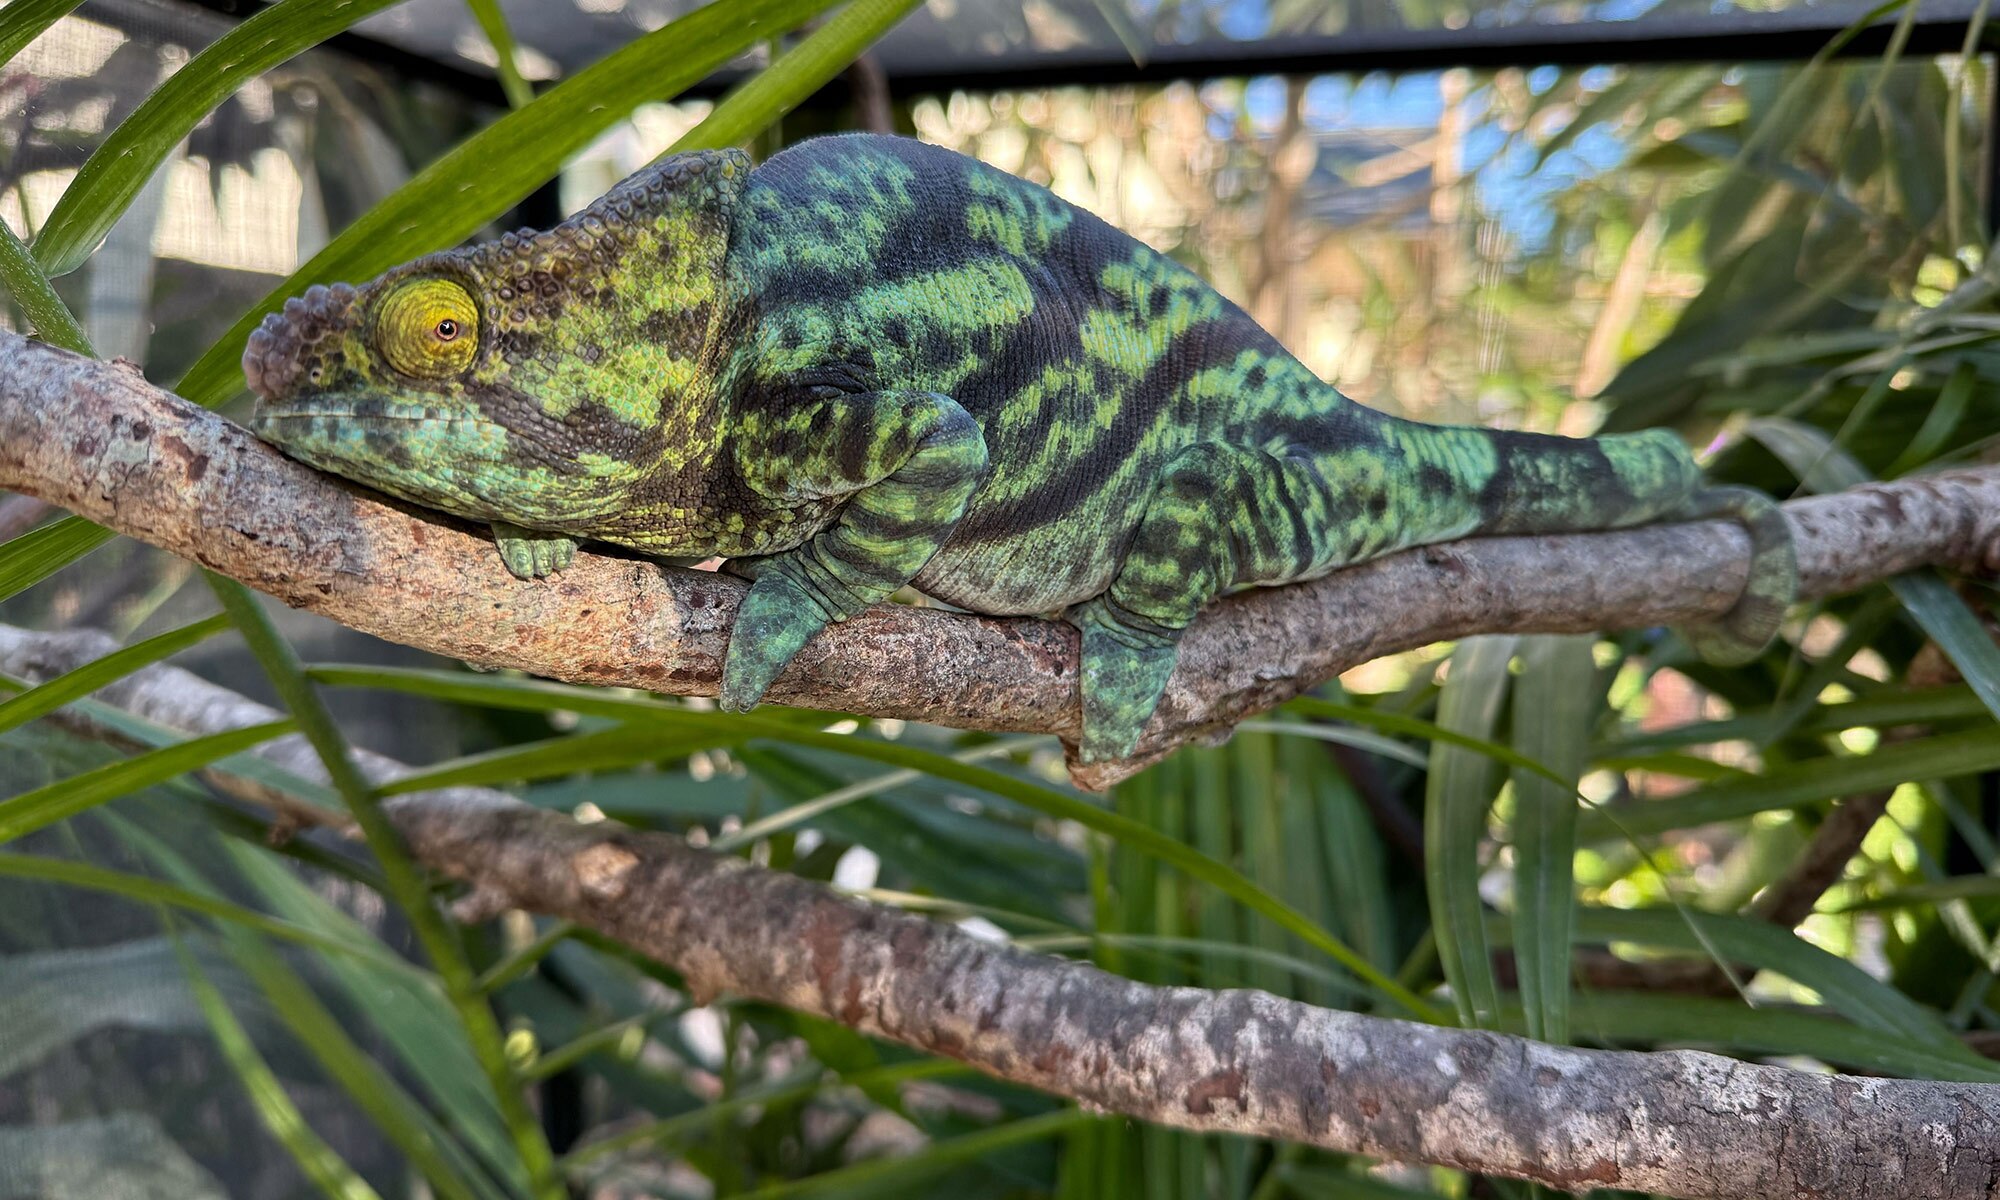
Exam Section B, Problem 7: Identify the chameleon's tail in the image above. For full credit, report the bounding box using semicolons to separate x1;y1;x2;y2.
1366;416;1705;537
1360;413;1796;661
1669;484;1797;664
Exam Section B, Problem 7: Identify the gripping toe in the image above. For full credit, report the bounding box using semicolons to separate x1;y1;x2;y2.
491;522;577;579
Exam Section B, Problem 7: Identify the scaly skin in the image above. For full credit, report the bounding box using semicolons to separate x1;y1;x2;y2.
244;133;1798;762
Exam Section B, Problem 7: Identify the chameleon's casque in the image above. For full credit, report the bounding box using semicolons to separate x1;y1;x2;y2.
246;133;1797;762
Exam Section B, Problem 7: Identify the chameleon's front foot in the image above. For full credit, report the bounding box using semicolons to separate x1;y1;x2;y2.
719;570;838;712
717;389;988;714
1072;599;1182;763
492;521;577;579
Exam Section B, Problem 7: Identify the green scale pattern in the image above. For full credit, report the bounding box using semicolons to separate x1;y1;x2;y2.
245;133;1798;761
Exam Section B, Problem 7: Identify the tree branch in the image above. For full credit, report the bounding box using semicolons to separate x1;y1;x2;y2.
2;622;1997;1199
2;333;1997;792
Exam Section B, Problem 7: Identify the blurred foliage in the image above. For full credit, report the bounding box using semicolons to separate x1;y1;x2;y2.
2;1;2000;1198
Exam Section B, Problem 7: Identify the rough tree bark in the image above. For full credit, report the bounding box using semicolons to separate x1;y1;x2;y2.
5;336;2000;1197
2;332;1997;790
2;623;1998;1200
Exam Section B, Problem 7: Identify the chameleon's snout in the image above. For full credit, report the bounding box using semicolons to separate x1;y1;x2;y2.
242;282;358;405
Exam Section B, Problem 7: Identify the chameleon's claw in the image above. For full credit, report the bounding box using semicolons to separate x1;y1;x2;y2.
1074;600;1181;764
720;571;834;712
492;522;577;579
716;686;762;715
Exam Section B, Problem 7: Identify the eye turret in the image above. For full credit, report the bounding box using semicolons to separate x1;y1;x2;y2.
375;278;480;379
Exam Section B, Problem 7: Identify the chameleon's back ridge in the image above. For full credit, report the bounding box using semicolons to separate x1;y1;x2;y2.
245;132;1798;764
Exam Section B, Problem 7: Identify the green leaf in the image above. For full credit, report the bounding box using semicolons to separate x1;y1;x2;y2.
1747;417;2000;723
1888;571;2000;725
171;0;846;411
219;839;524;1193
175;933;386;1200
32;0;415;278
206;575;562;1199
1597;682;1991;755
1510;635;1595;1044
1583;724;2000;838
1745;414;1870;492
1697;326;1904;373
477;920;577;993
0;614;230;737
669;0;924;152
0;938;257;1079
308;663;1444;1021
378;723;735;795
1034;931;1361;995
731;742;1082;923
1283;694;1570;786
0;515;115;603
461;0;533;110
519;1014;655;1083
1886;358;1974;475
1590;750;1755;784
1568;991;2000;1082
223;930;499;1200
1290;738;1396;977
0;216;91;353
0;720;292;844
736;1108;1087;1200
1834;874;2000;911
118;819;506;1200
1800;683;1994;731
25;687;344;812
1574;906;1968;1053
1233;718;1428;768
0;0;89;67
0;853;422;973
563;1058;970;1172
1427;637;1516;1029
708;734;1049;852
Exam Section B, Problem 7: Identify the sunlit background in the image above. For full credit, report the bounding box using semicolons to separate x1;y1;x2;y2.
11;2;1986;417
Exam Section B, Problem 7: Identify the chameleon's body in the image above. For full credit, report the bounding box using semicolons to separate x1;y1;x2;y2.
244;133;1796;761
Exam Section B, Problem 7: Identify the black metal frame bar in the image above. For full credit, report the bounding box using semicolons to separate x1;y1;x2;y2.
867;9;1993;96
144;0;1999;233
157;0;1994;106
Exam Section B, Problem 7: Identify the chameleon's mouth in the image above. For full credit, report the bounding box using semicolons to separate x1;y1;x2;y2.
252;401;463;426
248;398;508;457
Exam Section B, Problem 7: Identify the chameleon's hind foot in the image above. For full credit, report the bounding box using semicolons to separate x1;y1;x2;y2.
1676;485;1798;664
1072;599;1182;763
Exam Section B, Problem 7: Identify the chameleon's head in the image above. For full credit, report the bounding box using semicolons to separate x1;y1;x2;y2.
245;148;751;530
243;266;510;516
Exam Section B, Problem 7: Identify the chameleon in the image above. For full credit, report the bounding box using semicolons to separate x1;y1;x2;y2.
243;132;1797;763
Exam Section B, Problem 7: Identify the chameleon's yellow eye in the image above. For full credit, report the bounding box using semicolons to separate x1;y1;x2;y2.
375;278;479;379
